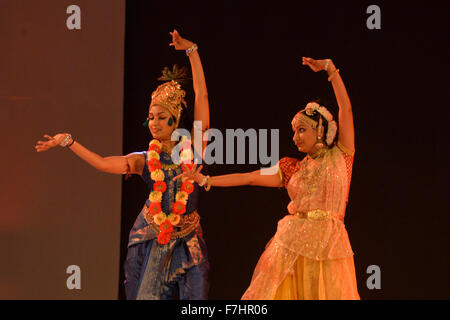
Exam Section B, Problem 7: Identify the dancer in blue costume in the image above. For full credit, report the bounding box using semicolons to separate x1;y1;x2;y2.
35;30;211;300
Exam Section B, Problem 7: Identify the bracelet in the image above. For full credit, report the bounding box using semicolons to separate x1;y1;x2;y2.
199;175;208;187
327;68;340;82
324;59;331;71
204;175;211;191
60;134;72;147
186;43;198;56
67;137;75;147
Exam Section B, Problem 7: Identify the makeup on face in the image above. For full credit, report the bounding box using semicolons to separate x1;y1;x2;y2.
293;122;318;153
148;110;170;120
148;106;177;140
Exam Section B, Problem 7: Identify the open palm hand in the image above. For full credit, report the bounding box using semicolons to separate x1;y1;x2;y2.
35;134;66;152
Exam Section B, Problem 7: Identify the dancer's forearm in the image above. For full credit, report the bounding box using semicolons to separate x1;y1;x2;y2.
327;62;352;112
210;172;252;187
68;140;128;174
189;49;209;131
189;50;208;100
327;61;355;151
208;170;282;188
187;44;210;158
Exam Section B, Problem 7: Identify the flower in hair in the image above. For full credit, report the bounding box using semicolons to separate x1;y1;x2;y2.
317;106;333;122
326;121;338;145
305;102;334;122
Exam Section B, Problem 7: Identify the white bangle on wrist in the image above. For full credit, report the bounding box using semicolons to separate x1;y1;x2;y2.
199;175;207;187
60;134;72;147
186;43;198;56
324;59;331;71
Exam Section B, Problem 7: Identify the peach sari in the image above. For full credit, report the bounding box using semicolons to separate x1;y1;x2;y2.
242;143;360;300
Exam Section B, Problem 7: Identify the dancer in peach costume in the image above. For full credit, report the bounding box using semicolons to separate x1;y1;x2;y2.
176;57;360;300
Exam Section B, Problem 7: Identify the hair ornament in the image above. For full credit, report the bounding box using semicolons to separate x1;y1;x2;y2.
293;102;338;146
157;64;190;84
149;65;190;128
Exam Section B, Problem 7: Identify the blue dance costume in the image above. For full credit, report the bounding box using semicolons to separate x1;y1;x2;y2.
124;151;209;300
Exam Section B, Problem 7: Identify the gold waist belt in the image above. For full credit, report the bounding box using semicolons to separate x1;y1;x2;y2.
291;209;334;221
145;209;200;239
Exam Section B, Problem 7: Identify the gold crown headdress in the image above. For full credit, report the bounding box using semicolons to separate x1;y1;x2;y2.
147;65;189;128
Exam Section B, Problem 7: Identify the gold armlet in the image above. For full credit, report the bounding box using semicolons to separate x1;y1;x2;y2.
328;68;340;82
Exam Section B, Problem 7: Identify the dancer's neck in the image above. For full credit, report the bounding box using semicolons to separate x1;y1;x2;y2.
159;139;176;153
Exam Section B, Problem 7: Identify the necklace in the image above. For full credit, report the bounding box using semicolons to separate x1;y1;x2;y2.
146;139;195;245
160;140;176;154
308;146;328;160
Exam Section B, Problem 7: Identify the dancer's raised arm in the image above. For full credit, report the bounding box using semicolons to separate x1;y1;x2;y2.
170;29;210;154
35;133;143;175
302;57;355;153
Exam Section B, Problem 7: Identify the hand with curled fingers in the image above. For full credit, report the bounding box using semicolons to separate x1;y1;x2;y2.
302;56;335;73
172;162;205;185
169;29;194;51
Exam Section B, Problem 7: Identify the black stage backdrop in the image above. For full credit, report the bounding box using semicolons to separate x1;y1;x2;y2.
121;1;449;299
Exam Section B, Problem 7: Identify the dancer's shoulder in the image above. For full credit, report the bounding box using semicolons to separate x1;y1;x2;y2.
279;157;300;188
279;156;300;168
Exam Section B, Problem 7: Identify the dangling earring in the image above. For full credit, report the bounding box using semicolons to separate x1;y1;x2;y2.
142;117;149;127
315;117;324;149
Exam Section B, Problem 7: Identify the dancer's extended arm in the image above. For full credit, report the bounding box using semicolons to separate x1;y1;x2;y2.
302;57;355;153
173;164;283;188
35;133;144;175
209;170;282;187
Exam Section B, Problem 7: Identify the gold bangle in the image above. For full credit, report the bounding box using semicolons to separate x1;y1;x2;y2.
327;68;340;82
186;43;198;56
204;175;211;191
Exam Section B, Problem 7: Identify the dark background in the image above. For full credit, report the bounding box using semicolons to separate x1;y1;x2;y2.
120;1;449;299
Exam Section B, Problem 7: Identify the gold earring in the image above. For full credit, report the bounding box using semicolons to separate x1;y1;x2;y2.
316;117;324;148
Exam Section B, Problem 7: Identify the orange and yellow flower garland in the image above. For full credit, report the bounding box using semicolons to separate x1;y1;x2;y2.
147;139;195;245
